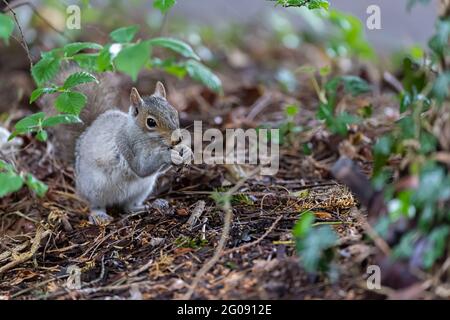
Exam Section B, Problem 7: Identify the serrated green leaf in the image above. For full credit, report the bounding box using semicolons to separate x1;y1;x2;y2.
273;0;329;10
0;13;15;44
63;42;103;57
0;172;24;197
110;25;139;43
42;114;82;127
153;0;176;13
185;60;222;93
14;112;45;132
73;53;99;71
308;0;329;10
31;56;60;86
55;91;87;115
25;173;48;197
63;71;98;89
147;37;200;60
29;87;58;103
114;42;150;81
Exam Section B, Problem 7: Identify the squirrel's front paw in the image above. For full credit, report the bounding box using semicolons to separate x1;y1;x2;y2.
171;144;192;165
89;210;113;226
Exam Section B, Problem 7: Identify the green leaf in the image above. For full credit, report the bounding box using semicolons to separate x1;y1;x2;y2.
319;65;331;77
29;87;58;103
273;0;329;10
110;25;139;43
374;135;392;157
293;211;315;238
0;13;15;44
42;114;82;127
428;18;450;56
153;0;176;13
185;60;222;93
317;102;333;122
55;91;87;115
114;42;150;81
296;225;338;273
25;174;48;197
96;45;114;72
423;226;449;269
63;71;98;89
36;129;48;142
63;42;103;57
432;72;450;103
308;0;329;10
151;58;188;78
0;160;14;171
285;104;299;117
0;172;24;197
393;231;417;259
14;112;45;133
73;53;99;71
31;56;60;86
147;37;200;60
339;75;371;96
333;112;360;135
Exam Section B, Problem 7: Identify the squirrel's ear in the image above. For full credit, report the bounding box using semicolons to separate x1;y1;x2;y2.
130;87;143;106
154;81;166;99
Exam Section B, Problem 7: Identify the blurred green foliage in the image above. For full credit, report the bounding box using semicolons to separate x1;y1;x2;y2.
0;160;48;198
0;13;14;44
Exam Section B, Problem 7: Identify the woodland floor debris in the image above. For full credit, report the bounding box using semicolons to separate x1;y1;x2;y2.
0;16;447;300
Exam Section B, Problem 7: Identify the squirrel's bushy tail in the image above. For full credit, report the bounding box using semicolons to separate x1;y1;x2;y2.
39;65;124;163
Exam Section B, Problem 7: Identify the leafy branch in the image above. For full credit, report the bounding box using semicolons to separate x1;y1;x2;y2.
269;0;329;10
11;25;222;142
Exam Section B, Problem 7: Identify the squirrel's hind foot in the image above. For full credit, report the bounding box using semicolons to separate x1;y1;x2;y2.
89;209;114;226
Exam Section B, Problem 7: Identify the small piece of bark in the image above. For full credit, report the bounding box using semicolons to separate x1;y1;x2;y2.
186;200;206;229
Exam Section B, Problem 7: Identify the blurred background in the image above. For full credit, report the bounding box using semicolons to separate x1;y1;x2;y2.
4;0;439;54
171;0;438;52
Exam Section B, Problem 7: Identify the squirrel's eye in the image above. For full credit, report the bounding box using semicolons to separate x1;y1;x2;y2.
146;117;157;129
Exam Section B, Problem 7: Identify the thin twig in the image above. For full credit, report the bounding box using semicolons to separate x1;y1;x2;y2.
222;215;282;256
128;259;154;278
186;200;206;229
0;226;51;275
246;93;272;122
3;1;70;40
2;0;33;68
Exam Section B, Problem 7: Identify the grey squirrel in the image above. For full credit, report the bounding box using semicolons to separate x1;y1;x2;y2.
40;66;191;224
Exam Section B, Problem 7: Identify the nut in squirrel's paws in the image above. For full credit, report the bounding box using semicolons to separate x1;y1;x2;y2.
171;144;192;165
89;210;114;226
